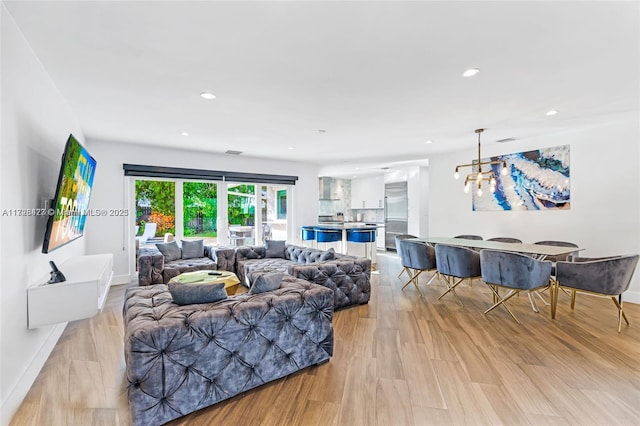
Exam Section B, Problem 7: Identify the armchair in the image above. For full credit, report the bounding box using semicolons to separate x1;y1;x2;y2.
553;254;639;332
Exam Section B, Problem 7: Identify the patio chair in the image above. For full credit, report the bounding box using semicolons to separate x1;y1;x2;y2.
135;223;157;244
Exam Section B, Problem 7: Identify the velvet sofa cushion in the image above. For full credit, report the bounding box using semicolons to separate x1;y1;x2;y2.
155;241;181;262
265;240;286;258
168;282;228;305
249;271;284;294
181;239;204;259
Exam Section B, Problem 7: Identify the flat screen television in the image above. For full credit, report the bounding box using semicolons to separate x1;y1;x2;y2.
42;134;97;253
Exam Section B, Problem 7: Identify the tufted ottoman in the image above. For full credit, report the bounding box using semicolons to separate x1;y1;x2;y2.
123;277;334;426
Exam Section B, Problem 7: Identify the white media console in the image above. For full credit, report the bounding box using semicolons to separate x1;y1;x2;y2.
27;254;114;329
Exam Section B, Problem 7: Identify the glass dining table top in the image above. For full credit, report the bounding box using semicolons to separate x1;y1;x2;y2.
408;237;582;258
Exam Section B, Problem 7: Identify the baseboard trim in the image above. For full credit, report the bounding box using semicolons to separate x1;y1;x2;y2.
1;322;67;425
624;290;640;305
112;273;132;285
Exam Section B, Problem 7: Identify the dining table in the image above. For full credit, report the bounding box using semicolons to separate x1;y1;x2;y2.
408;236;583;313
408;237;582;260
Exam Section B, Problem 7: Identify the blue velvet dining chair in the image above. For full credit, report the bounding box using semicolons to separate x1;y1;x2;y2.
487;237;523;243
454;234;483;240
553;254;639;332
395;234;417;279
479;249;552;323
435;244;481;304
397;239;438;296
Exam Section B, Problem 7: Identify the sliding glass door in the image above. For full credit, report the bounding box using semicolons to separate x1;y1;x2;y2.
134;179;175;246
183;181;218;245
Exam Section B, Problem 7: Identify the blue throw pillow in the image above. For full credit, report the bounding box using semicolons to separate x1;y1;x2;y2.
168;282;228;305
181;239;204;259
249;271;284;294
265;240;286;258
156;240;181;262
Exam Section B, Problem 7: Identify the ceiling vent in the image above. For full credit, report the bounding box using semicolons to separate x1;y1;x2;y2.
496;137;517;143
225;150;243;155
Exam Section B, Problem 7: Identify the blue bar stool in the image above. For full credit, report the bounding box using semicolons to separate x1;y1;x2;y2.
314;227;343;253
346;227;376;260
300;226;316;248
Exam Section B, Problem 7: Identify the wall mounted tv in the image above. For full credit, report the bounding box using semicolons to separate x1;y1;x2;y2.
42;134;97;253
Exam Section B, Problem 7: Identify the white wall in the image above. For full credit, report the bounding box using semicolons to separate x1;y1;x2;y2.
84;139;320;282
0;6;86;423
428;112;640;303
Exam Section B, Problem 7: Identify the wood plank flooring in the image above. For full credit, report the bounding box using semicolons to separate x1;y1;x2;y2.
11;253;640;425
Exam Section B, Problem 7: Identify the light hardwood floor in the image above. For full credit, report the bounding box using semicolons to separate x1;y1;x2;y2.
11;253;640;425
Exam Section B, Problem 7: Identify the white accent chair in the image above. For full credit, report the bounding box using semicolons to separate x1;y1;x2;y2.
136;222;157;244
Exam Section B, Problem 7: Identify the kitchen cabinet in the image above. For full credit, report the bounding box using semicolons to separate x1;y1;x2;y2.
351;176;384;209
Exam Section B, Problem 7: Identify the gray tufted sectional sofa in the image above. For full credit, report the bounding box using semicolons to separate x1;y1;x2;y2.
137;245;218;286
216;243;372;310
123;276;334;426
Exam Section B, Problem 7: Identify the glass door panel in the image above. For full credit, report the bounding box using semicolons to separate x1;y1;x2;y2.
135;179;176;247
228;184;256;246
263;185;288;241
183;181;218;245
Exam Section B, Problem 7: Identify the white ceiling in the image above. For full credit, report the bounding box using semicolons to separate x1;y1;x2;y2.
4;1;639;176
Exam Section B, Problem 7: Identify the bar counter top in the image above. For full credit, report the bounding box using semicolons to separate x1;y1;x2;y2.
312;222;383;229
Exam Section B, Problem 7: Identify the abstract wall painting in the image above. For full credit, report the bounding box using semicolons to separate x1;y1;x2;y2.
472;145;570;211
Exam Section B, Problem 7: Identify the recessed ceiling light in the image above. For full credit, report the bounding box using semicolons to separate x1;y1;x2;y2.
353;175;357;178
181;132;189;136
425;140;433;144
462;68;480;77
200;92;216;100
288;146;294;150
546;110;558;116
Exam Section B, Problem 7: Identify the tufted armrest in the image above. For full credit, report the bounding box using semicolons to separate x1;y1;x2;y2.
235;245;267;262
137;247;164;286
124;277;334;426
288;258;371;310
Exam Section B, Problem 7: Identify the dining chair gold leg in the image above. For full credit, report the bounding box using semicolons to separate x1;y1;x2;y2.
484;287;520;324
401;270;415;289
401;269;423;296
611;296;629;333
527;293;540;313
570;290;577;310
438;276;464;305
425;271;438;286
551;280;558;319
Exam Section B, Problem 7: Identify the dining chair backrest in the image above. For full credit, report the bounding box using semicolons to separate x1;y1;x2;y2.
480;249;552;291
454;234;483;240
487;237;523;243
395;234;417;253
534;240;579;262
556;254;639;295
398;239;436;271
435;244;481;279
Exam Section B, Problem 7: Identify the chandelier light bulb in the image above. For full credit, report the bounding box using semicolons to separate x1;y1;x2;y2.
477;188;483;197
477;172;483;182
490;177;496;186
454;170;459;180
490;185;496;193
464;183;471;193
501;166;508;176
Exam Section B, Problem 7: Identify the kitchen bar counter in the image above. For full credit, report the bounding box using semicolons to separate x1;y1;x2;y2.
302;224;381;267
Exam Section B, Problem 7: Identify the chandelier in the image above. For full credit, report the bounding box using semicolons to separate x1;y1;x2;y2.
454;128;508;197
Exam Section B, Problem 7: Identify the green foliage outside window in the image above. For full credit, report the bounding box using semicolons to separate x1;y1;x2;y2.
228;184;255;225
184;182;217;237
